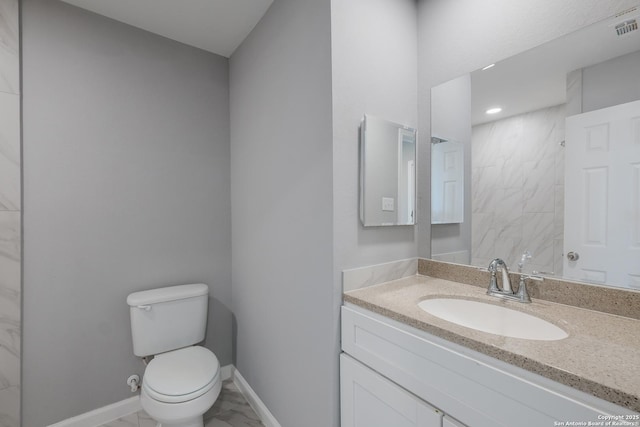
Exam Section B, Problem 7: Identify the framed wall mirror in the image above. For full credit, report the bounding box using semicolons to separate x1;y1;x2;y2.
360;114;417;226
430;7;640;290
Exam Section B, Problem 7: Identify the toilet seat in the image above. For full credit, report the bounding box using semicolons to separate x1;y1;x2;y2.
143;346;220;404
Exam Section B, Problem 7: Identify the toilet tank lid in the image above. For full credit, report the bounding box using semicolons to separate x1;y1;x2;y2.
127;283;208;306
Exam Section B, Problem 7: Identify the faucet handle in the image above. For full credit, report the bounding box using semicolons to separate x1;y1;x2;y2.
516;276;532;303
485;265;501;295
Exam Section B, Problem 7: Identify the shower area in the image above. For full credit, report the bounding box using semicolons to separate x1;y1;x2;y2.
0;0;21;425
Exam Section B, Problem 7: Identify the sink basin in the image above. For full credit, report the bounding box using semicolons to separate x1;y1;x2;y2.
418;298;568;341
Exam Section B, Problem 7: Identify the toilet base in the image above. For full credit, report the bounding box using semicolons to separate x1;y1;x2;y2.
141;377;221;427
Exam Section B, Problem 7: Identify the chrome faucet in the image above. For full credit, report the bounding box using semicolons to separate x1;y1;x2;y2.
488;258;513;293
487;258;531;303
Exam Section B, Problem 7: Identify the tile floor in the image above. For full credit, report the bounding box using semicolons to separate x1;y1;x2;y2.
99;380;264;427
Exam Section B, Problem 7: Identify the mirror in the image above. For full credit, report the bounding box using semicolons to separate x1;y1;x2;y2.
430;7;640;290
360;114;417;226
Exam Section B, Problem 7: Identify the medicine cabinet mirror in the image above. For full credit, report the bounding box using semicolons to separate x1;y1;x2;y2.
360;115;417;227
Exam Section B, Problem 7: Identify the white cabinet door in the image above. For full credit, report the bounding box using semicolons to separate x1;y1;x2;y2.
341;354;443;427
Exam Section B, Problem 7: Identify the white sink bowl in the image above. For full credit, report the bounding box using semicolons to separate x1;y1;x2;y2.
418;298;568;341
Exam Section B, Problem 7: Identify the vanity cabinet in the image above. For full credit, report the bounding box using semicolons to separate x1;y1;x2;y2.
341;354;443;427
341;304;626;427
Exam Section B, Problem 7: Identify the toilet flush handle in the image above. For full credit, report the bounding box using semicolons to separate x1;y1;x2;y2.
136;305;152;311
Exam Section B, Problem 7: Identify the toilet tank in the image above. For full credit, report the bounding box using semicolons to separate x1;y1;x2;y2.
127;283;209;357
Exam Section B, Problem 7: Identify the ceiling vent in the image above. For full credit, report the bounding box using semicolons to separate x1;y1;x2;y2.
615;19;638;36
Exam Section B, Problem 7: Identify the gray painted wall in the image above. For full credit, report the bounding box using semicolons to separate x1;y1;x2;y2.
21;1;231;425
417;0;640;259
582;50;640;113
331;0;418;273
331;3;418;422
229;0;335;426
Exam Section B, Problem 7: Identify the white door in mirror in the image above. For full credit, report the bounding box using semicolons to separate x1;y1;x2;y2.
564;99;640;289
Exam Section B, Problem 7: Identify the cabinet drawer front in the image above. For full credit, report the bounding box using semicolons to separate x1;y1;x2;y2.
342;305;614;427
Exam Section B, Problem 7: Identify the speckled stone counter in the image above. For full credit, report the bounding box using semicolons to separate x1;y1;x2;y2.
344;275;640;413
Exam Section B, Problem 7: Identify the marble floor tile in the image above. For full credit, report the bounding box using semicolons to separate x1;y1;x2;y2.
98;380;263;427
101;413;139;427
136;410;156;427
205;380;263;427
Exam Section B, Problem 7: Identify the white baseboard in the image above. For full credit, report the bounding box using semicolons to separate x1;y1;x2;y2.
47;395;142;427
220;363;233;381
232;369;282;427
47;363;235;427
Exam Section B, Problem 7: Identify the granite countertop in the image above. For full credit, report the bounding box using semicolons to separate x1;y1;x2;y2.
343;275;640;413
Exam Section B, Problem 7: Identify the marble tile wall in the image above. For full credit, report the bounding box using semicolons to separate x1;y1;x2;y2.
471;105;565;276
343;258;417;292
0;0;21;426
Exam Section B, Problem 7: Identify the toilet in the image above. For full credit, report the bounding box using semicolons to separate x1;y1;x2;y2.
127;283;221;427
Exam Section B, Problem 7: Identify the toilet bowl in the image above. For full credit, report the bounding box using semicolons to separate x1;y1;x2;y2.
127;284;221;427
140;346;221;427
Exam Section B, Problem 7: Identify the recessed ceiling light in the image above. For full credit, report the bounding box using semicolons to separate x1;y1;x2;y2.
482;63;495;70
486;107;502;115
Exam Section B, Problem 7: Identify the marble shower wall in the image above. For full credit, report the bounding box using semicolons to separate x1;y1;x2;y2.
0;0;21;426
471;105;565;276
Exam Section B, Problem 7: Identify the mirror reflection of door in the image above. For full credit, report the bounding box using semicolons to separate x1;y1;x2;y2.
564;99;640;287
431;139;464;224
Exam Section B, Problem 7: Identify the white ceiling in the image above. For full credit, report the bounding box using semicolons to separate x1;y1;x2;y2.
470;8;640;125
60;0;273;58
